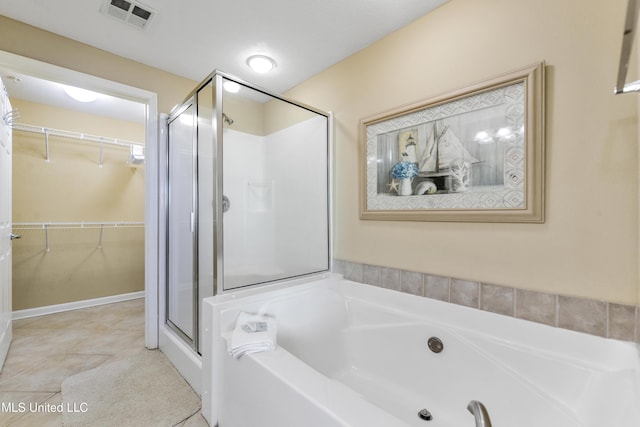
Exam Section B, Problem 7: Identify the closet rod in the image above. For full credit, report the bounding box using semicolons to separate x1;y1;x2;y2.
12;123;144;149
13;221;144;230
12;222;143;252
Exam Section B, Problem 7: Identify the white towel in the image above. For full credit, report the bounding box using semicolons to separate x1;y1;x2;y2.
228;312;277;359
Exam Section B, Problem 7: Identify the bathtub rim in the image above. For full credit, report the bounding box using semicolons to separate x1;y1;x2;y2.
202;273;339;425
220;342;416;427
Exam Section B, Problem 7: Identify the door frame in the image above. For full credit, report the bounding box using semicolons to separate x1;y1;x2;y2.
0;51;160;349
0;76;13;369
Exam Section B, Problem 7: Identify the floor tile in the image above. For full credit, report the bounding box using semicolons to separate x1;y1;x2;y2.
7;392;63;426
0;391;57;426
0;298;205;426
180;411;210;427
0;354;109;393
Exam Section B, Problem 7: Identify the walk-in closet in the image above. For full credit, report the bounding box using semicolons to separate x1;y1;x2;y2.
7;90;146;315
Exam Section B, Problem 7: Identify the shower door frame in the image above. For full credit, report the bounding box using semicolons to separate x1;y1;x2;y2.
164;74;216;355
166;96;200;350
211;71;334;295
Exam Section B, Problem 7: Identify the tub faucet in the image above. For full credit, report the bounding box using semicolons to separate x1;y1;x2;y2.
467;400;492;427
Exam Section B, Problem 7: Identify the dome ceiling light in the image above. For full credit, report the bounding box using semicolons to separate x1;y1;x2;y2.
246;55;276;74
64;85;100;103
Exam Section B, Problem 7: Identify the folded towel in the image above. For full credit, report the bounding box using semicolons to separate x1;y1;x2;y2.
228;312;277;359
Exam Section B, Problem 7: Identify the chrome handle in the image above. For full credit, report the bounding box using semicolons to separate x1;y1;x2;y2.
10;233;22;240
222;195;230;213
467;400;492;427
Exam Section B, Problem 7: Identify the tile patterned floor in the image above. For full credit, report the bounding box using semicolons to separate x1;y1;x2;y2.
0;299;208;426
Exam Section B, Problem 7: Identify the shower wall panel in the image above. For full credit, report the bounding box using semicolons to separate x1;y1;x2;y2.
222;130;275;286
265;115;329;275
223;114;329;290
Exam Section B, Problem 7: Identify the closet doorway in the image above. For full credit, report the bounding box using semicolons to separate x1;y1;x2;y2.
0;51;159;349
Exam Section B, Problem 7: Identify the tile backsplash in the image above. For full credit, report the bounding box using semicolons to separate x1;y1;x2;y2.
332;259;639;344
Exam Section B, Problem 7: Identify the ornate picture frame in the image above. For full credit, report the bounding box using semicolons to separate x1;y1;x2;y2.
359;62;545;223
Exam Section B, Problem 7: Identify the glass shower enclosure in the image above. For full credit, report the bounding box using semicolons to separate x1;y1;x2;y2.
165;71;331;353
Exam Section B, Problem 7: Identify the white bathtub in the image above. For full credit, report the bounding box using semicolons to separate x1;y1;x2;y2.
202;275;640;427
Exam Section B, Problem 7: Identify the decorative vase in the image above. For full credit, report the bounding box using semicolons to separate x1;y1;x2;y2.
398;178;413;196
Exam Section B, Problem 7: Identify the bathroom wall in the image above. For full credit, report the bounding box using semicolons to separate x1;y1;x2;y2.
0;15;196;310
11;99;145;310
223;95;266;136
1;2;637;310
286;0;640;307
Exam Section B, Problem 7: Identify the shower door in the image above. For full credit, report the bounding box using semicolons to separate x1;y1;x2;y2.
165;71;330;353
166;100;197;347
166;81;215;352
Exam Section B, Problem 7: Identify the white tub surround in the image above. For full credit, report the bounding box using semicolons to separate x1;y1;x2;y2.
203;276;640;427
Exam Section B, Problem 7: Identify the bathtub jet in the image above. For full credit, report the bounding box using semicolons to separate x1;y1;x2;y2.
467;400;492;427
417;408;433;421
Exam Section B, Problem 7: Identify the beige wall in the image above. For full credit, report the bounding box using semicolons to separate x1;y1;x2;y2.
224;86;321;136
0;16;195;114
224;94;265;136
0;16;196;310
224;86;318;136
2;0;638;308
12;100;146;310
286;0;639;305
12;100;145;222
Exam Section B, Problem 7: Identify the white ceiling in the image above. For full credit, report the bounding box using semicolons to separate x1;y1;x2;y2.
0;0;448;122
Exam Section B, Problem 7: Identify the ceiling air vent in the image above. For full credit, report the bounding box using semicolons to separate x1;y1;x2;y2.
100;0;156;30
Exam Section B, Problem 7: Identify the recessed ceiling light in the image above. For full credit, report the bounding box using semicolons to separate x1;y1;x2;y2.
64;85;99;103
247;55;276;74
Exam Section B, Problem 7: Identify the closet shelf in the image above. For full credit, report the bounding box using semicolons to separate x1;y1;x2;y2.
12;123;143;148
12;122;144;165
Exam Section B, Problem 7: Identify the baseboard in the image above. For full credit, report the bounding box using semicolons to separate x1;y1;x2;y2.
0;324;11;370
159;326;202;396
12;291;145;320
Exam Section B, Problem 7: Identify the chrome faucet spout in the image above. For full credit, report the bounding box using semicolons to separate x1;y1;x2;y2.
467;400;492;427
